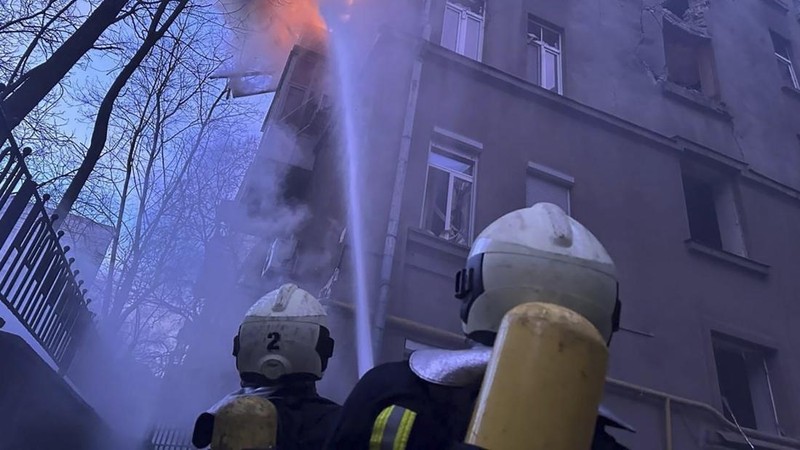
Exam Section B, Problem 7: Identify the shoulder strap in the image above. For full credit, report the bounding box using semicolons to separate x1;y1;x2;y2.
369;405;418;450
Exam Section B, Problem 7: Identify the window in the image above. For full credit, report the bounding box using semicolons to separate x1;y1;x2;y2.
526;18;563;93
663;0;690;17
422;146;475;246
262;237;298;276
441;1;484;61
681;163;746;255
280;165;312;205
712;335;781;433
771;31;799;89
663;19;719;98
281;53;325;129
526;162;573;214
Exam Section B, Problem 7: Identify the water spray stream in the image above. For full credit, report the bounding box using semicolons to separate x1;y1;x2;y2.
325;19;375;376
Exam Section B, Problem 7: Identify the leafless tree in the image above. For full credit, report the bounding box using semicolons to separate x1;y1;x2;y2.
0;0;127;131
61;10;258;374
0;0;232;228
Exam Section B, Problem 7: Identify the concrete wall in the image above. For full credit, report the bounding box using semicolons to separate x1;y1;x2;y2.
346;0;800;447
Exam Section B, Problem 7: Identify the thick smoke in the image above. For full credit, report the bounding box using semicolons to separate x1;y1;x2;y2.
73;0;425;446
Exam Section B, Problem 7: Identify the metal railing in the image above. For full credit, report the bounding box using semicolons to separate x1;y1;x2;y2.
0;117;93;372
148;426;194;450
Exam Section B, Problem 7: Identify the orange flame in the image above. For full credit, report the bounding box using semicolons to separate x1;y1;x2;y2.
218;0;331;78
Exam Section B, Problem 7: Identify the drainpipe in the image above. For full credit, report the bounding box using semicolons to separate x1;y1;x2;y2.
372;0;432;363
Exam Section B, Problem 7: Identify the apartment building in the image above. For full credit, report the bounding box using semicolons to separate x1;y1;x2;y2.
179;1;800;448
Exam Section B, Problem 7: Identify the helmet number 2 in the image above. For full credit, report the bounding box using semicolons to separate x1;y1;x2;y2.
267;332;281;351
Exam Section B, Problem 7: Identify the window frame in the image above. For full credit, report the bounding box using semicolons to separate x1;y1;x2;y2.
680;162;747;257
775;47;800;89
526;18;564;94
525;162;574;214
442;1;485;61
662;18;720;99
710;333;782;434
420;143;478;246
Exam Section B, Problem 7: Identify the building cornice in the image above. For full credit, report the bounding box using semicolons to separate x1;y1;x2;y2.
416;38;800;205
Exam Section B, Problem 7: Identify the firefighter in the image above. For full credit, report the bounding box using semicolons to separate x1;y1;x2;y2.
324;203;634;450
192;283;341;450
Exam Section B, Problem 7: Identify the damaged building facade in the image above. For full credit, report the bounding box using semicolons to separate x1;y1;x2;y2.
175;0;800;448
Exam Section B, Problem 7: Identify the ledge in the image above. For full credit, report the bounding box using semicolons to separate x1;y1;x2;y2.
742;169;800;203
527;161;575;187
420;40;680;154
394;35;800;206
761;0;790;12
685;240;770;277
781;85;800;102
661;81;732;121
406;227;470;259
673;135;747;172
715;431;795;450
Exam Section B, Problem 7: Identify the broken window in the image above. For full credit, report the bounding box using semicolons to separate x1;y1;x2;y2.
441;1;485;61
771;31;800;89
526;163;572;213
281;52;325;130
681;163;746;255
262;237;298;276
526;18;563;94
663;0;690;17
712;335;782;433
280;165;313;205
663;20;719;97
422;146;475;246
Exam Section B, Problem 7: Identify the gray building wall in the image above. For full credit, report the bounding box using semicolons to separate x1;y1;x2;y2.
183;0;800;448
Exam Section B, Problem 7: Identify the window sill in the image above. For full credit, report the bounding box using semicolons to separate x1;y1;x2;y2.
407;227;470;259
661;81;732;121
781;85;800;102
685;240;770;277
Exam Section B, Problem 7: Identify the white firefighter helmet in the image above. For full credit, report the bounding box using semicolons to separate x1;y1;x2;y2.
455;203;621;345
234;283;335;383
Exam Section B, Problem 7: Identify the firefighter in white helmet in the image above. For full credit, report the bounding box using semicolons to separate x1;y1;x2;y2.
193;284;340;450
325;203;633;450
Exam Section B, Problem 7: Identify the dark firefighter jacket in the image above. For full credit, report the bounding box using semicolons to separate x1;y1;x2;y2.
193;382;341;450
324;361;631;450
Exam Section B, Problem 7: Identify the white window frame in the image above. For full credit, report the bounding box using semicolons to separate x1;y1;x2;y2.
421;144;477;245
442;1;485;61
712;337;782;433
527;19;563;94
776;51;800;89
772;31;799;89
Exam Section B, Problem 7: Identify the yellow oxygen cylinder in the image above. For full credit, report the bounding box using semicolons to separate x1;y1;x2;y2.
193;395;278;450
465;302;609;450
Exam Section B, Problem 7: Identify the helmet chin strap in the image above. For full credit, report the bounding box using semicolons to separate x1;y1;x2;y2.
240;372;320;388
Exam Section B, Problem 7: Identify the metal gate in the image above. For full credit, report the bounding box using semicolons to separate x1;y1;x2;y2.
0;114;93;372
